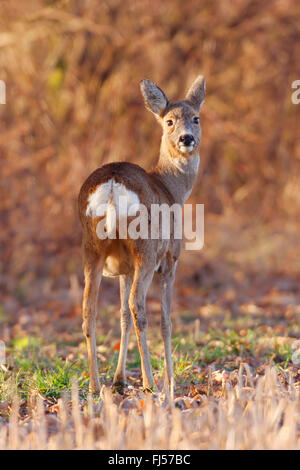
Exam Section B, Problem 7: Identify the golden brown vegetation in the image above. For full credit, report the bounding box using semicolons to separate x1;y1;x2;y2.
0;0;299;295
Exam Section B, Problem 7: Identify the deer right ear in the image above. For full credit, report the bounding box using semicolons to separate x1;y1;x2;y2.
186;75;206;111
140;79;168;116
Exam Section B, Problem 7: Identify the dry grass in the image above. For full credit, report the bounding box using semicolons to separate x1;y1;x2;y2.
0;366;299;450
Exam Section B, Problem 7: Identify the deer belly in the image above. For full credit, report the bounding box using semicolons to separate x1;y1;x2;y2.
103;254;131;277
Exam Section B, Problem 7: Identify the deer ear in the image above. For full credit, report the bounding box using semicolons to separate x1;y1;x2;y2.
186;75;206;111
140;79;168;116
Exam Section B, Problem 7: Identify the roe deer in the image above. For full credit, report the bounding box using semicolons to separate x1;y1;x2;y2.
78;75;206;394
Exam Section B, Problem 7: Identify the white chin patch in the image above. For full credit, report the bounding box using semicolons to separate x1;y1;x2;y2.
179;144;194;154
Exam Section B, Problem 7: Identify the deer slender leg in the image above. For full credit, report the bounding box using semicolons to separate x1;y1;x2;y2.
129;266;155;390
82;253;104;394
113;274;133;387
160;262;177;396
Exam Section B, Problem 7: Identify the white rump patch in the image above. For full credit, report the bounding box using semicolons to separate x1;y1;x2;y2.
86;180;113;217
111;182;140;218
86;179;140;219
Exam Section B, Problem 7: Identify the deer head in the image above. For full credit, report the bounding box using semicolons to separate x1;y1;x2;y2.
140;75;206;158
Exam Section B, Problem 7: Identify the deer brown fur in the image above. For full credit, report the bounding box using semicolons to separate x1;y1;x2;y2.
78;75;206;394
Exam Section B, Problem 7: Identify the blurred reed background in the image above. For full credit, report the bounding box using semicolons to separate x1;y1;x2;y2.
0;0;299;304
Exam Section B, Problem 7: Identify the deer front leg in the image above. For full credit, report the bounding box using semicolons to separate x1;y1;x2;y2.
129;266;155;390
113;274;133;388
82;253;104;394
160;262;177;397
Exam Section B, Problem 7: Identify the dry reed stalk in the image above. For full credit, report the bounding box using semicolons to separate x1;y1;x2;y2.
0;367;299;450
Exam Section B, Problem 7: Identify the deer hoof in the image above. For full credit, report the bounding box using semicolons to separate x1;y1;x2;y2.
112;381;127;394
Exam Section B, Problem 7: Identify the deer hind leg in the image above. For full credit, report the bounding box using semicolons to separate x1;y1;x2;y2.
160;261;177;397
82;251;104;394
113;274;133;388
129;265;155;390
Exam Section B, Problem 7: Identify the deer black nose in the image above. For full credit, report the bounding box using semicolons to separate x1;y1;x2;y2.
179;134;194;146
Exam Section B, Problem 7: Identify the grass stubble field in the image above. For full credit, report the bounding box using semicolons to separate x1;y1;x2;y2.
0;218;299;450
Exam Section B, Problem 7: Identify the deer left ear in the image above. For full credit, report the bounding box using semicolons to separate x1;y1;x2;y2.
186;75;206;111
140;79;169;116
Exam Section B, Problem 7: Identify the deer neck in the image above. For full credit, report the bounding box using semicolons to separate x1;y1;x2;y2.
152;139;200;205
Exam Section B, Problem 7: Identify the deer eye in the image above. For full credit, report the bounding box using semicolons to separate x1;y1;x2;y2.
193;116;200;124
166;119;174;126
